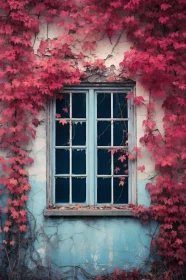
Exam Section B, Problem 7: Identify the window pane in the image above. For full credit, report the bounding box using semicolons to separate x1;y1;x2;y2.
97;93;111;118
55;177;69;203
72;93;86;118
113;94;128;118
114;151;128;175
97;121;111;146
56;149;69;174
72;149;86;174
72;122;86;146
97;178;111;203
56;94;70;118
114;177;128;204
72;178;86;203
56;121;69;146
113;121;128;146
97;149;111;175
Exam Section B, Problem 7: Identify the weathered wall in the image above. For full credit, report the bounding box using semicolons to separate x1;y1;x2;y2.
26;21;163;277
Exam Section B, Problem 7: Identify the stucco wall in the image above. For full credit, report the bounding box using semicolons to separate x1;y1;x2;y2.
27;21;163;277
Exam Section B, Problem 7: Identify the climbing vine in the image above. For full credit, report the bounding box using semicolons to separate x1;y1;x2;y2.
0;0;186;279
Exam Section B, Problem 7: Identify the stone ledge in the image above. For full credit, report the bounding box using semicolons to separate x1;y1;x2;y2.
44;209;134;217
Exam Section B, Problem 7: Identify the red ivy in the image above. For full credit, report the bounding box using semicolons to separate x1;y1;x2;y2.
0;0;185;279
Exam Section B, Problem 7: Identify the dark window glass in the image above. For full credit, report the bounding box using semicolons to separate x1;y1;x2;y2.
56;149;69;174
56;121;69;146
55;90;130;206
97;93;111;118
97;178;111;203
72;122;86;146
72;178;86;203
56;177;69;203
72;93;86;118
113;94;128;118
56;94;70;118
97;149;111;175
72;149;86;174
114;177;128;204
113;151;128;175
97;121;111;146
114;121;128;146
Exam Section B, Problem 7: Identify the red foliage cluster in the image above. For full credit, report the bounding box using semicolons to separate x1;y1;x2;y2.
0;0;83;243
97;268;143;280
0;0;185;279
83;0;186;278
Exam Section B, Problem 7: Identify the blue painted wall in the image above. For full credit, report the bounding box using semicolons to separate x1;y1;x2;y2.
27;177;157;278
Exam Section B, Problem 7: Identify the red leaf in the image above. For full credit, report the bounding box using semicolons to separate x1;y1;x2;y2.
134;96;145;105
19;225;26;232
119;180;124;186
114;167;120;174
161;4;171;10
20;210;26;217
9;179;18;185
128;154;135;160
4;226;9;232
62;108;68;114
118;155;126;162
32;118;39;127
114;268;120;275
138;165;145;172
59;119;67;125
126;92;134;100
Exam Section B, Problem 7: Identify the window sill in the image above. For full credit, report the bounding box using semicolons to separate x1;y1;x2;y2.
44;209;134;217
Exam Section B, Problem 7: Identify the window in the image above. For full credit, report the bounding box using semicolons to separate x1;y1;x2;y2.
48;85;136;207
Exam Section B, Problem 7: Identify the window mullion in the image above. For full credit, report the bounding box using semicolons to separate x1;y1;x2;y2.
111;92;114;204
88;88;95;205
69;92;72;205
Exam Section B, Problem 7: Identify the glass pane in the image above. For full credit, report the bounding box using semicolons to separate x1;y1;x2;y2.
114;151;128;175
97;93;111;118
55;177;69;203
114;177;128;204
97;178;111;203
56;121;69;146
56;94;70;118
114;121;128;146
56;149;69;174
97;149;111;175
72;93;86;118
113;94;128;118
72;178;86;203
72;122;86;146
72;149;86;174
97;121;111;146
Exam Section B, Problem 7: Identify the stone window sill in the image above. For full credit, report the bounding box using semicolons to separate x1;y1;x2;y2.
44;209;134;217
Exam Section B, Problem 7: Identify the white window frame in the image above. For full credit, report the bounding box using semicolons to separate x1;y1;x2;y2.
46;83;137;209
